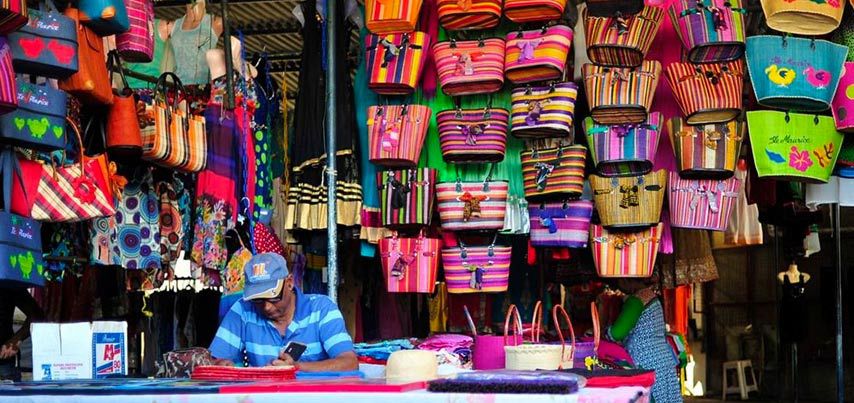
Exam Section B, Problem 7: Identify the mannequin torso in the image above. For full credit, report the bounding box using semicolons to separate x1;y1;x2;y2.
778;263;811;285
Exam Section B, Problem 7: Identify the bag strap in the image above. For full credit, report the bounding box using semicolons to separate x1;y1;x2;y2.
65;116;86;176
590;301;601;354
503;304;523;346
107;50;132;94
156;72;186;110
530;301;543;343
552;304;576;368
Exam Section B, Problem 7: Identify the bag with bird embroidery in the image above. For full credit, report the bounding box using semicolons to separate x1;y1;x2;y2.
379;231;440;293
831;61;854;133
667;117;744;179
436;166;508;231
8;0;78;79
590;169;666;228
365;0;423;34
528;200;593;248
368;104;431;167
377;168;437;228
747;110;843;183
437;0;502;31
586;0;644;17
583;61;661;125
746;35;846;112
504;0;567;23
664;60;744;125
366;32;431;95
0;79;67;151
590;223;662;278
520;144;587;202
584;112;661;177
584;5;664;68
760;0;843;35
504;25;573;85
0;0;27;34
510;82;579;139
437;104;508;164
668;173;741;231
59;6;113;105
669;0;747;63
433;37;505;96
442;236;511;293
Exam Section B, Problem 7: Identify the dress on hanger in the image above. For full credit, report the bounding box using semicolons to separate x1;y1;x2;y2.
170;14;217;85
781;274;808;343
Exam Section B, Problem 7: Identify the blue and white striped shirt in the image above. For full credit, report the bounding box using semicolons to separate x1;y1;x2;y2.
209;288;354;367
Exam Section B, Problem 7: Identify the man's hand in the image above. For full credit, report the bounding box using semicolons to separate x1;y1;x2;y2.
0;342;20;360
211;358;234;367
269;352;296;368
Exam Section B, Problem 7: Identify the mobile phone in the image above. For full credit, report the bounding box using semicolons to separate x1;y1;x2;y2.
282;341;307;362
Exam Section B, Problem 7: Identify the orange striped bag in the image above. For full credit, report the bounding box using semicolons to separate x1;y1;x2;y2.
368;104;431;167
584;5;664;68
504;0;567;23
141;73;207;173
590;223;662;278
665;60;744;125
521;144;587;202
433;37;505;96
583;60;661;125
365;0;423;34
590;170;666;228
504;25;573;85
366;32;431;95
437;0;501;31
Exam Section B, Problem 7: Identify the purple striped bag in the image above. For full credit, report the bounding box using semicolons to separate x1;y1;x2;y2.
377;168;437;228
442;238;511;293
437;106;508;163
510;82;578;139
0;38;17;115
669;0;747;63
529;200;594;248
115;0;153;62
668;172;740;231
584;112;661;177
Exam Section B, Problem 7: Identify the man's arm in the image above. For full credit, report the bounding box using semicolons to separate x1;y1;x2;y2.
272;351;358;372
270;299;358;372
208;301;246;366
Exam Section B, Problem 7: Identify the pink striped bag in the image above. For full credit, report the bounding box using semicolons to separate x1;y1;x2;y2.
380;231;440;293
377;168;436;228
433;37;505;96
437;105;508;163
504;25;573;85
590;223;663;278
442;238;511;293
668;173;740;231
368;104;431;167
437;174;508;231
115;0;153;62
529;200;594;248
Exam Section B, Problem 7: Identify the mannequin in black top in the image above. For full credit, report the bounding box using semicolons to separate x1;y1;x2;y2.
778;263;809;344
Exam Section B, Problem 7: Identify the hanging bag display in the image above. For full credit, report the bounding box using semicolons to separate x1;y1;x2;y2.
760;0;843;35
510;82;579;139
0;0;27;34
503;302;567;370
377;168;437;228
747;110;843;183
8;0;78;79
59;6;113;105
366;31;431;95
831;62;854;133
590;223;663;278
10;117;117;222
520;144;587;202
437;0;501;31
665;60;744;125
0;79;67;151
669;0;747;63
584;6;664;68
442;236;511;293
528;200;594;248
433;37;505;96
504;0;567;23
668;172;740;231
436;165;508;231
437;101;508;163
583;61;661;125
140;72;207;172
504;25;573;85
667;117;744;179
746;35;846;112
0;149;44;287
365;0;422;34
584;112;661;177
78;0;129;36
115;0;154;62
379;231;440;293
590;169;667;228
106;51;142;159
367;104;431;167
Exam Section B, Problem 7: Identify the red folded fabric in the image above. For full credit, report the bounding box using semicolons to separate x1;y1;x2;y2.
191;365;297;381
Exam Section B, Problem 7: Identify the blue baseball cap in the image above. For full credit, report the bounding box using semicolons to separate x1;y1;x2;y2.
243;253;289;301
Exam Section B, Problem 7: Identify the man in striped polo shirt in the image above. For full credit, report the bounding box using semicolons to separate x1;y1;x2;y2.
209;253;358;371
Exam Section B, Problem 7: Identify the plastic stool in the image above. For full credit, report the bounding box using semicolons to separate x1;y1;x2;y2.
722;360;759;400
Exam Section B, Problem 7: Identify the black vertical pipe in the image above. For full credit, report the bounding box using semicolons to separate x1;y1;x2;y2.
835;203;844;403
325;0;339;301
220;0;235;109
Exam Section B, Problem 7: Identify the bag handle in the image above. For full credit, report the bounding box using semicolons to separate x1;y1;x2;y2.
553;304;576;369
156;72;186;111
530;301;543;343
503;304;524;346
65;116;87;176
590;301;601;354
107;50;132;95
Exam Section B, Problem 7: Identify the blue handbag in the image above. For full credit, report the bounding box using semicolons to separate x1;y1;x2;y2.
8;0;78;79
0;148;45;287
79;0;129;36
0;79;67;151
746;35;847;112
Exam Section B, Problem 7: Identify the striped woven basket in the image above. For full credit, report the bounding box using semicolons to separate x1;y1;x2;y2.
584;112;661;177
590;169;666;228
365;0;422;34
436;178;508;231
665;60;744;125
667;117;744;180
583;60;661;125
437;0;501;31
366;32;431;95
367;104;432;167
584;5;664;68
504;0;568;23
377;168;437;228
443;239;511;293
668;172;741;231
510;82;578;139
669;0;747;63
433;38;505;96
437;107;508;163
521;144;587;202
590;223;663;278
504;25;573;85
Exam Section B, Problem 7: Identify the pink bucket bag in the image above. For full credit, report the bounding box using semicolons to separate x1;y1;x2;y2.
115;0;153;62
668;172;741;231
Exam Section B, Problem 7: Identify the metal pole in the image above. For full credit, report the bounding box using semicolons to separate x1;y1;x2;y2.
834;203;844;403
220;0;235;109
325;0;339;301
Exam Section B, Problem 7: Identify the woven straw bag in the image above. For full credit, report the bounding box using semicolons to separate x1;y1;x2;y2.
584;5;664;68
668;172;741;231
669;0;747;63
583;60;661;125
664;60;744;125
760;0;843;35
590;170;666;228
590;223;663;278
504;302;567;371
667;117;744;180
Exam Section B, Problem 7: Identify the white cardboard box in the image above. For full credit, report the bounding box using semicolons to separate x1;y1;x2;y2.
31;321;127;381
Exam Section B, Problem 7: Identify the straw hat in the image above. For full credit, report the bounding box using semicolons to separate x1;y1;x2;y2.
385;350;438;383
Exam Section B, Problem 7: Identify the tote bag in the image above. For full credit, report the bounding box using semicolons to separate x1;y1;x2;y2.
377;168;436;228
668;172;740;231
504;25;573;84
665;60;744;125
521;144;587;202
365;0;422;34
59;6;113;105
583;60;661;125
115;0;154;62
8;1;78;79
379;231;440;293
760;0;843;35
443;238;511;293
584;6;664;68
437;0;501;31
504;0;567;23
0;79;67;151
436;167;508;231
140;72;207;172
590;223;663;278
366;32;431;95
437;105;508;163
503;302;567;370
669;0;747;63
667;117;744;179
529;200;594;248
590;170;666;228
106;51;142;159
433;37;505;96
584;112;661;177
510;82;578;139
367;104;431;167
